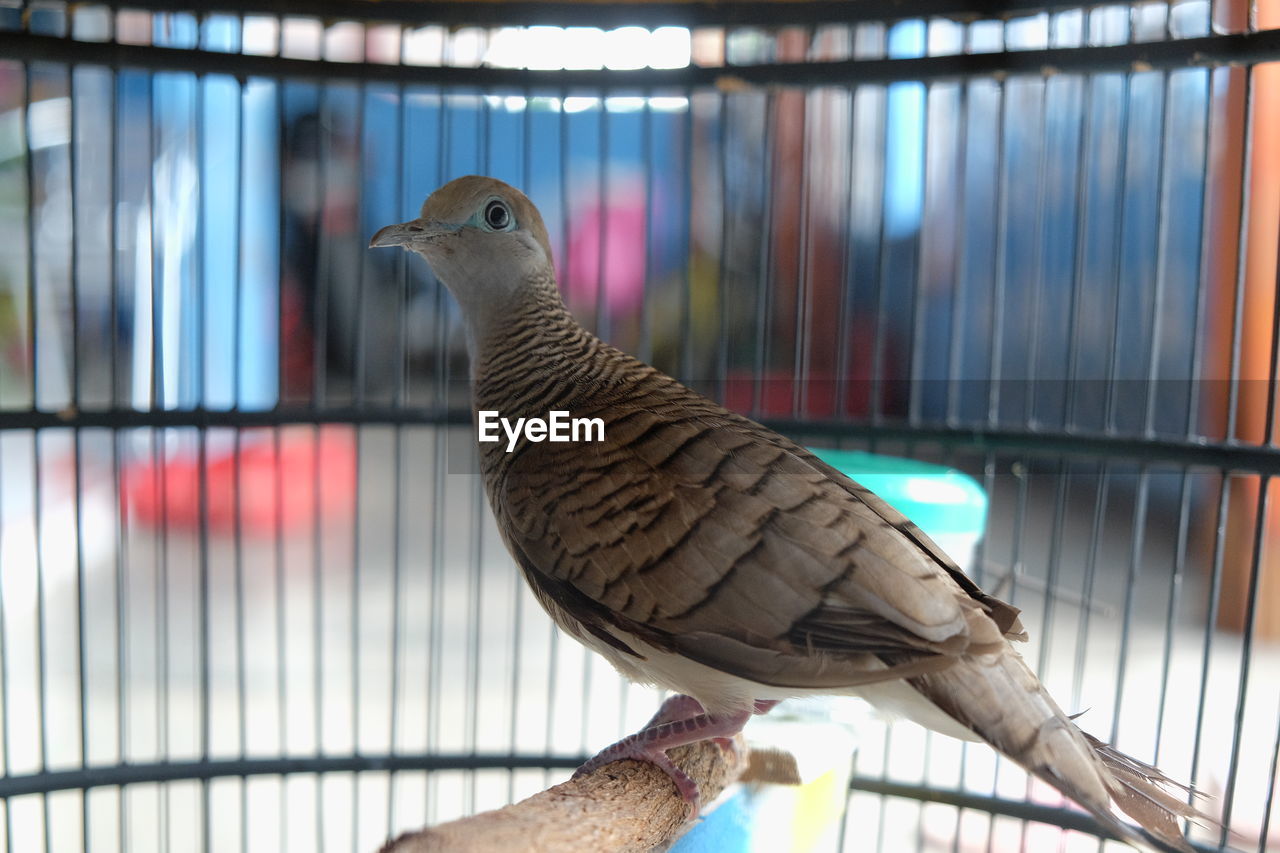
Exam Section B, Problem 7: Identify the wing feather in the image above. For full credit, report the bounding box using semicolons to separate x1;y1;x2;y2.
490;373;1020;692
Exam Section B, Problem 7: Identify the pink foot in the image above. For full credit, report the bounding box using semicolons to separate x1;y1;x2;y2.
573;694;752;816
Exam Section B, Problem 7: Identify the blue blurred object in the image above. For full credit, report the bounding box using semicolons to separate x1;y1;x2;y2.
811;447;988;571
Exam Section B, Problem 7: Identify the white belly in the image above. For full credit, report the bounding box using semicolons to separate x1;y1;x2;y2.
593;626;980;744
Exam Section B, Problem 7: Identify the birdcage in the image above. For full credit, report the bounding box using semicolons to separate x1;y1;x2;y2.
0;0;1277;851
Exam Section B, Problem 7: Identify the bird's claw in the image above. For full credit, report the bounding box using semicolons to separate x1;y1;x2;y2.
573;736;702;812
572;694;753;818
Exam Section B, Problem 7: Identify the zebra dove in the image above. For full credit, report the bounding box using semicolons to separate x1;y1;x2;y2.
371;175;1211;851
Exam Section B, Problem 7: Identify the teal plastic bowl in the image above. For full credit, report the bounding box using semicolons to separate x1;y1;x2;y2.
807;447;988;558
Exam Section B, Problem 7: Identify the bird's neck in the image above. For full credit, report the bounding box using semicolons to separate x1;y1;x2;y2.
464;271;593;386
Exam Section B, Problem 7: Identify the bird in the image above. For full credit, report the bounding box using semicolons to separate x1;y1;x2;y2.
371;175;1212;852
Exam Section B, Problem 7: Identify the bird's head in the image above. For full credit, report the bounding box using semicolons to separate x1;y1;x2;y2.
369;176;555;306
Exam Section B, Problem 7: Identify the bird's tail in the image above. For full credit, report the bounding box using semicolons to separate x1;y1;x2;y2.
909;649;1215;853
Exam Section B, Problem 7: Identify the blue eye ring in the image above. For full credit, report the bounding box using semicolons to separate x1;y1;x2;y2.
482;198;514;232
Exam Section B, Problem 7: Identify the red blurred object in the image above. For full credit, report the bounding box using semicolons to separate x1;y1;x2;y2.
121;426;356;536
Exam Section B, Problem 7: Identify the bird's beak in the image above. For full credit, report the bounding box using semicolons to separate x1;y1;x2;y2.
368;219;454;249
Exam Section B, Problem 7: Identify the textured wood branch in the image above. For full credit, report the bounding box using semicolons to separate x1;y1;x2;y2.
379;737;746;853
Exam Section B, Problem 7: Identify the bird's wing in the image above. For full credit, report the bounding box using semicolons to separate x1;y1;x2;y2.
795;449;1027;641
490;377;1017;691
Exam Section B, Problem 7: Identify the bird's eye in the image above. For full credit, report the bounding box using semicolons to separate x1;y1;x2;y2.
483;199;512;231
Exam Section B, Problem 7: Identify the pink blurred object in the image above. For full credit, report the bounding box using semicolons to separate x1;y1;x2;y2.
121;426;356;536
564;191;647;315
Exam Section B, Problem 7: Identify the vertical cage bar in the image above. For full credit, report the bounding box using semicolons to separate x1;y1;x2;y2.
1218;185;1280;837
24;62;37;412
66;52;92;853
1101;73;1133;437
944;73;970;427
835;81;857;420
506;83;534;804
1224;69;1256;443
197;425;212;853
679;86;695;383
426;72;450;819
0;441;11;853
1189;476;1232;796
907;64;937;429
715;90;730;406
868;67;890;426
387;42;410;836
1220;475;1271;843
751;91;775;418
1063;70;1096;431
792;78;813;417
313;84;332;410
984;75;1009;428
1021;73;1051;429
595;90;609;340
638;91;654;365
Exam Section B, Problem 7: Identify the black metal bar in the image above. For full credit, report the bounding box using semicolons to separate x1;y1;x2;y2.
869;57;890;425
1023;72;1050;428
65;56;94;853
944;75;970;428
1220;474;1271;844
1261;678;1280;853
835;79;857;421
1072;465;1108;708
985;74;1009;428
1154;467;1192;766
792;75;814;417
32;451;51;853
505;82;533;807
307;409;326;853
1220;148;1280;843
52;0;1162;28
595;91;608;340
5;29;1280;90
906;73;932;428
1102;72;1133;436
353;83;369;406
1224;68;1256;443
638;91;654;365
1110;463;1150;746
0;440;11;853
1144;68;1174;439
941;27;975;853
350;46;371;852
0;751;1240;850
1184;66;1214;445
23;61;37;413
844;776;1230;853
386;39;410;839
715;88;730;406
272;68;291;853
4;408;1280;472
1063;71;1095;432
197;426;213;853
750;89;775;417
111;430;128;853
0;754;580;798
1189;474;1232;807
466;451;485;814
679;88;694;384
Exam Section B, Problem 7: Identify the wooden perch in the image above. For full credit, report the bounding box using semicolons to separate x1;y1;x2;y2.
379;736;747;853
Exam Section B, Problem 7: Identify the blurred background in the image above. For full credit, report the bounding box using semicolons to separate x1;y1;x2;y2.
0;1;1278;851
